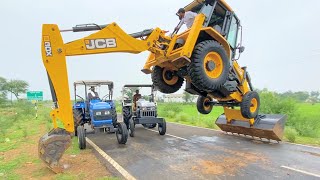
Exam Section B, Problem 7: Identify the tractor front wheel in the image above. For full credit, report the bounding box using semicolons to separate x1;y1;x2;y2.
152;66;184;94
77;126;86;149
129;119;135;137
116;122;128;144
158;119;166;135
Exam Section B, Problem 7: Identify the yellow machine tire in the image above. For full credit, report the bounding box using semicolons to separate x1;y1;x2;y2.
188;40;229;91
196;96;213;114
240;91;260;119
152;66;184;94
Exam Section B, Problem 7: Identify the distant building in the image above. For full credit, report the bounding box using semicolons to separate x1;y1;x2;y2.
163;94;197;103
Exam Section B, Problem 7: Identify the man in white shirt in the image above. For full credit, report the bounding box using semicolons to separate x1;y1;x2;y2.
88;86;99;100
175;8;198;31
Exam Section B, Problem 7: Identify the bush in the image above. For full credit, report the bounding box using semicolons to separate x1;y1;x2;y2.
177;113;189;122
285;127;298;143
166;111;176;118
163;103;182;114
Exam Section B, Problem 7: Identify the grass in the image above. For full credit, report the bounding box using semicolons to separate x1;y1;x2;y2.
157;102;320;146
0;101;115;179
158;102;223;129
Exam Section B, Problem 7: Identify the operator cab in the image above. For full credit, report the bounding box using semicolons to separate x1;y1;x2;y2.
175;0;244;59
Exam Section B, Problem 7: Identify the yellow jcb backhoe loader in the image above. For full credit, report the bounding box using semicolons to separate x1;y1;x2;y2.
40;0;286;173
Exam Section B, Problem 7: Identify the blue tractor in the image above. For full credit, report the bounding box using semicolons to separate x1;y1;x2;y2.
73;81;128;149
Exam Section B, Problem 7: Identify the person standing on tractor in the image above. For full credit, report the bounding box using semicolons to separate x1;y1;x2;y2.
175;8;197;31
88;86;99;99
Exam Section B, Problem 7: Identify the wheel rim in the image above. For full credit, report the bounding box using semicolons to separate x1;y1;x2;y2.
203;52;223;79
203;98;211;111
250;98;258;113
162;68;178;85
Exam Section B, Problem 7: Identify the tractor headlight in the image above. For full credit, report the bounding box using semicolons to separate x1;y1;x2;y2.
142;107;147;111
96;111;102;116
104;110;110;115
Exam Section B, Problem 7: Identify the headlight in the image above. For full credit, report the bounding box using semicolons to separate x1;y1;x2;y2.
104;111;110;115
142;107;147;111
96;111;102;115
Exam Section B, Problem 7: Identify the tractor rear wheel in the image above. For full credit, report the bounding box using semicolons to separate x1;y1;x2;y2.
152;66;184;94
197;96;213;114
188;40;230;91
77;126;86;149
116;122;128;144
240;91;260;119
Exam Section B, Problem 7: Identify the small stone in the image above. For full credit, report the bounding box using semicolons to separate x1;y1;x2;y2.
5;138;10;142
26;162;32;164
63;164;70;169
70;155;76;158
0;173;4;176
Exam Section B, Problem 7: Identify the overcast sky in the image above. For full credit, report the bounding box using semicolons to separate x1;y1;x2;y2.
0;0;319;99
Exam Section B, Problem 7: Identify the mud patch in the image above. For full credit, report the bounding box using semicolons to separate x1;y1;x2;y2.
194;144;268;176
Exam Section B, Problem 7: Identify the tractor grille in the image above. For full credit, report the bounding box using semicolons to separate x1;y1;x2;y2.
93;110;113;120
142;111;156;117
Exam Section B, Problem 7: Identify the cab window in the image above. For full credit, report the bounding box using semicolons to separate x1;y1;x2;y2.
227;16;239;49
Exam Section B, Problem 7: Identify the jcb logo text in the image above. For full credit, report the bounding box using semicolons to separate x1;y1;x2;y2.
44;42;52;57
85;38;117;50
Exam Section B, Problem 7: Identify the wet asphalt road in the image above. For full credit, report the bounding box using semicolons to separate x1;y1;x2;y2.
86;122;320;180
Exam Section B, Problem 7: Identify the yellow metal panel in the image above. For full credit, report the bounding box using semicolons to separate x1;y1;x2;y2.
223;107;254;125
64;23;161;56
220;0;233;12
42;24;73;132
182;14;206;58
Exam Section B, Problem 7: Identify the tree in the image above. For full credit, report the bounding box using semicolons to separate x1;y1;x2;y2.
122;87;139;99
0;77;7;103
183;92;195;103
310;91;320;98
4;80;29;100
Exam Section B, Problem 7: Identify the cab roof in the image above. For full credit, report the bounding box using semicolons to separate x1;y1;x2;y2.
123;84;153;88
74;80;114;87
184;0;233;12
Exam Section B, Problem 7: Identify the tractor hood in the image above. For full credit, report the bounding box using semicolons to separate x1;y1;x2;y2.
136;99;156;107
90;102;111;110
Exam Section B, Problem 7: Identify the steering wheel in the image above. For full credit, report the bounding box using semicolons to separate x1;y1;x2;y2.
76;95;84;102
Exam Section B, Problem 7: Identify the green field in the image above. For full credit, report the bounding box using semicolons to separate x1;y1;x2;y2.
157;102;320;146
0;101;115;180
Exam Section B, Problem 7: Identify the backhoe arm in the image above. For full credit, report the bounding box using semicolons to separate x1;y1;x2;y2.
39;23;167;173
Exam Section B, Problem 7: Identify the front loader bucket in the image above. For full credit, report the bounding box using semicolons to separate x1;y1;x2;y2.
38;128;72;173
216;114;287;141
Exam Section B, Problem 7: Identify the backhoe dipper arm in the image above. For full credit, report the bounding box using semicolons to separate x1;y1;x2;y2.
41;23;165;133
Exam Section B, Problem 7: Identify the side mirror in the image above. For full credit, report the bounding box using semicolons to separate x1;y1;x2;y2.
239;46;245;53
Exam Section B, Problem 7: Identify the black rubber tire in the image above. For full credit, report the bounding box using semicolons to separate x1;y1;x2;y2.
197;96;213;114
122;106;132;128
240;91;260;119
77;126;86;149
151;66;184;94
148;123;157;129
188;40;230;91
129;118;135;137
73;110;82;136
116;122;128;144
158;119;166;135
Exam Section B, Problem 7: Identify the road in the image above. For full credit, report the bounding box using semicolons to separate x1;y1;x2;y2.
86;122;320;180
